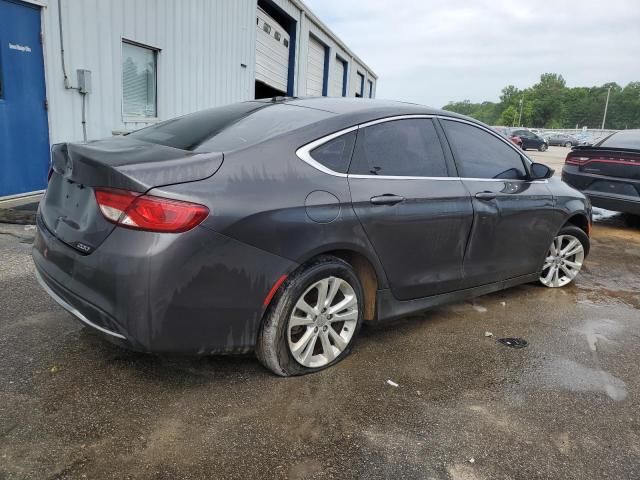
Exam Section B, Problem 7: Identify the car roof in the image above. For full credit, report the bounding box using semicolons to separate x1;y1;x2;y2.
130;97;481;153
259;96;470;122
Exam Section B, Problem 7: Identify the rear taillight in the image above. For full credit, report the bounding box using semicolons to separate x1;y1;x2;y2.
94;188;209;233
565;152;591;166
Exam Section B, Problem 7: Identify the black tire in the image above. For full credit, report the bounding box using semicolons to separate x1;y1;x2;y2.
538;143;548;152
565;142;572;148
256;255;364;376
560;225;590;257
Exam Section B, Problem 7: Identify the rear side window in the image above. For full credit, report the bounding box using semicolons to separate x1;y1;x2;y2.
349;119;449;177
310;131;356;173
598;130;640;149
442;120;528;180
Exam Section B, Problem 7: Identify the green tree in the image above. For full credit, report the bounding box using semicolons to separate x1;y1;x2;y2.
442;75;640;129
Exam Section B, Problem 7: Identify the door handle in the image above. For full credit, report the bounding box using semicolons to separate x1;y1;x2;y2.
370;194;405;206
475;191;497;201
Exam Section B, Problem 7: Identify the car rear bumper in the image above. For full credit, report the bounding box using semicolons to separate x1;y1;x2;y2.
32;214;298;354
562;167;640;215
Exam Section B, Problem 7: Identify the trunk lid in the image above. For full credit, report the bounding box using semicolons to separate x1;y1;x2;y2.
41;136;223;253
568;146;640;180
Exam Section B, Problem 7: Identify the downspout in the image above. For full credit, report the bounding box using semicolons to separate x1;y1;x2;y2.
57;0;88;141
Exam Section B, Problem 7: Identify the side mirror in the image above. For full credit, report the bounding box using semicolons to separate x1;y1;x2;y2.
530;162;554;180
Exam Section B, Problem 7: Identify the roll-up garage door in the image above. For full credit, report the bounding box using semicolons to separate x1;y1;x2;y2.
330;57;346;97
256;8;289;95
306;36;326;96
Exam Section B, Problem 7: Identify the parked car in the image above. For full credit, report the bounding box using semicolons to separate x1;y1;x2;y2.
511;129;548;151
33;98;591;376
562;129;640;215
493;126;523;148
572;132;595;146
546;133;580;147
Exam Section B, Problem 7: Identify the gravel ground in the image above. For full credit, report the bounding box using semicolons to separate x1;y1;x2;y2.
1;209;639;479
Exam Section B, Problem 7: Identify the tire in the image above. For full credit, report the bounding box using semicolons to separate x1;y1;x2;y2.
538;143;548;152
565;142;572;148
539;225;589;288
256;255;364;376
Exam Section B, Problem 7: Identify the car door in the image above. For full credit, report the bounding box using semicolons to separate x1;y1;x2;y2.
513;129;535;149
440;119;556;287
348;117;474;300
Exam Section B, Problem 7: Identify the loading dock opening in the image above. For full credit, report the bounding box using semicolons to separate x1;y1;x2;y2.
255;0;296;99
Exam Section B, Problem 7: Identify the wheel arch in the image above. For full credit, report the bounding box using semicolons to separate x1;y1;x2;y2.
564;212;590;236
291;246;385;322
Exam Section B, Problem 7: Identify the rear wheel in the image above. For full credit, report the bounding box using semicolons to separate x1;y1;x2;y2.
539;226;589;288
565;142;572;148
256;256;364;376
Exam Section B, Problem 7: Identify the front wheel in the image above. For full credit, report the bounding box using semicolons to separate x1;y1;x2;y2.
538;143;548;152
565;142;572;148
256;256;364;376
539;226;589;288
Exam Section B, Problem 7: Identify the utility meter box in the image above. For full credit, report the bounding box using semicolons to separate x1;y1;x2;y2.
76;69;92;94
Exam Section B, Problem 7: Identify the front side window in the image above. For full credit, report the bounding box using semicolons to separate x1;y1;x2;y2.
122;41;157;118
349;119;449;177
442;120;528;180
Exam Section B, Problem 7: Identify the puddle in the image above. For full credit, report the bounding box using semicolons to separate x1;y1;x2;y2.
576;318;622;352
539;358;627;401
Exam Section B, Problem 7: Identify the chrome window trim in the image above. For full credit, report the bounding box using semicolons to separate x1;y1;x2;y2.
295;113;537;180
35;269;127;340
295;126;358;178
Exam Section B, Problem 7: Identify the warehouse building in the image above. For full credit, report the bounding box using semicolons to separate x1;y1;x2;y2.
0;0;377;198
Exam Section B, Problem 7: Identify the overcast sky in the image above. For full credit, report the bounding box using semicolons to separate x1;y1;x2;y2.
304;0;640;108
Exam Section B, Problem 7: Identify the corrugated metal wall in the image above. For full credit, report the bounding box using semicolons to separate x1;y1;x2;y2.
40;0;376;145
43;0;256;144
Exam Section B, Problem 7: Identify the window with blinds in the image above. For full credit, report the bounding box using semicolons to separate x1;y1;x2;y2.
122;41;157;118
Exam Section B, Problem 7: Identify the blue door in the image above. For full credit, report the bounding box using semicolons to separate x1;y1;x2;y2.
0;0;50;197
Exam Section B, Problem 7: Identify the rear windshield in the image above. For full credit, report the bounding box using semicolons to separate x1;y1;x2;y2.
129;102;333;152
598;130;640;150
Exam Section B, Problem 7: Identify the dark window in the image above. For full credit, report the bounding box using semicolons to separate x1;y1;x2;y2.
263;23;271;34
442;120;528;180
310;131;357;173
513;129;533;138
598;130;640;150
274;31;281;41
129;102;332;152
349;119;449;177
283;38;289;48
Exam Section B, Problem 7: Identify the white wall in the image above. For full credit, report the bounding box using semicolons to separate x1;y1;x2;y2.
41;0;376;145
43;0;257;144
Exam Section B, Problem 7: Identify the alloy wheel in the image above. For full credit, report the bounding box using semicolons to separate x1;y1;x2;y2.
287;276;358;368
539;234;585;287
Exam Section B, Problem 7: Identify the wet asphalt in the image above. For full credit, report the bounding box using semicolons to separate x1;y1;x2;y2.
1;210;639;480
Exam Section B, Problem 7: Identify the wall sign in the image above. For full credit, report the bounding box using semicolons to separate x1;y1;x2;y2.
9;43;32;53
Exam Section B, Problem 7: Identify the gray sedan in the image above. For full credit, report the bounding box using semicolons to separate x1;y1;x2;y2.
33;98;591;375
